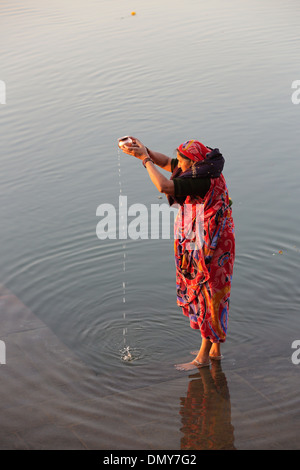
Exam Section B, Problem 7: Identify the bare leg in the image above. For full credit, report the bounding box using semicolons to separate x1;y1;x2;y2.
175;338;212;371
209;342;223;360
194;338;213;363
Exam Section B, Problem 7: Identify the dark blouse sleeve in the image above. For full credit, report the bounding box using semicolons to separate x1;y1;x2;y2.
171;158;178;172
170;158;211;199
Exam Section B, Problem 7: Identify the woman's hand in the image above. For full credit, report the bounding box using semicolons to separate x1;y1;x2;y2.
120;136;149;160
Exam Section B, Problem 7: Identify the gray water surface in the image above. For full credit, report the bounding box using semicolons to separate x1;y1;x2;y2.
1;0;300;450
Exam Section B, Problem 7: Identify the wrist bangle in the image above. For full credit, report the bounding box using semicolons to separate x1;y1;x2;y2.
142;156;154;168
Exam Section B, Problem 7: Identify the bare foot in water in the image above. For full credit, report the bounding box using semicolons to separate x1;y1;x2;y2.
190;343;223;360
175;338;212;371
174;359;210;371
209;343;223;360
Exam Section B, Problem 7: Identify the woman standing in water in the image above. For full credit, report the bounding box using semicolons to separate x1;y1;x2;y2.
119;137;235;371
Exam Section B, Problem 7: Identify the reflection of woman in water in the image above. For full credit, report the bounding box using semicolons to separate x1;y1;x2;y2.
120;137;235;370
180;362;235;450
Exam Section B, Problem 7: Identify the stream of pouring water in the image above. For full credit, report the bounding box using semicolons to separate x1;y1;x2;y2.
117;148;134;362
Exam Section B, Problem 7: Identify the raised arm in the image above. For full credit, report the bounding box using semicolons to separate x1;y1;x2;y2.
119;136;175;195
124;137;173;172
145;149;173;172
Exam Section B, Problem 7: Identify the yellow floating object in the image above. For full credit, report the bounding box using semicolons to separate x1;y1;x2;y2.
131;11;136;16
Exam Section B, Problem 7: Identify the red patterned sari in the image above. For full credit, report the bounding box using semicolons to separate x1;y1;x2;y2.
174;174;235;343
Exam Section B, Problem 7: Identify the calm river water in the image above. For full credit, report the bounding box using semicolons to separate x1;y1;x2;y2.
1;0;300;450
